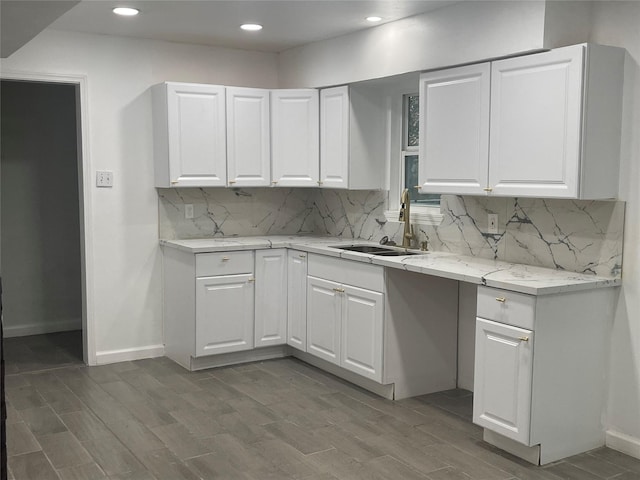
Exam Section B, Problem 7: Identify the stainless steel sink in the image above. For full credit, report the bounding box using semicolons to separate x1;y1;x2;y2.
330;245;425;256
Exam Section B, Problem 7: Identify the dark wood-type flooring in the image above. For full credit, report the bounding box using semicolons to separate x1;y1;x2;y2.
3;331;640;479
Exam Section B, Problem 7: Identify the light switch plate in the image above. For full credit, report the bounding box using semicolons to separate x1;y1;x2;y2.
96;171;114;188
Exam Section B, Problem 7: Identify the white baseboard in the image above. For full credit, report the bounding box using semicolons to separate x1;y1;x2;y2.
4;319;81;338
95;344;165;365
606;430;640;460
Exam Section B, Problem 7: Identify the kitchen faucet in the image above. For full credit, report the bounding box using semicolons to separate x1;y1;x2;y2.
399;188;413;248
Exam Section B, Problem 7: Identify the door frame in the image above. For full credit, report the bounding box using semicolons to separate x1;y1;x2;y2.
0;69;96;365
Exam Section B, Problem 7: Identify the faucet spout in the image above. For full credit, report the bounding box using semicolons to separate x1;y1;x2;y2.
399;188;413;248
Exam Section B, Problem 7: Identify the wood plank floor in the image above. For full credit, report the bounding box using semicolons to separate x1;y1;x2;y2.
4;331;640;479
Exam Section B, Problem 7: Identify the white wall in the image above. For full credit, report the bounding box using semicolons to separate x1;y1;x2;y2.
0;29;278;363
1;80;82;337
589;1;640;454
278;0;547;88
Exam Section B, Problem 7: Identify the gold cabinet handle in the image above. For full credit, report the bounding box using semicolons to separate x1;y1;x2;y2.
483;187;493;192
495;297;506;303
414;185;421;189
272;181;278;184
333;287;345;293
317;181;323;185
229;180;236;184
519;336;529;342
299;254;306;258
171;181;179;185
221;256;230;261
248;278;255;283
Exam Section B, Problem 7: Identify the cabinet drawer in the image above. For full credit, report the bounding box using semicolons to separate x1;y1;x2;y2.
477;286;536;330
308;254;384;292
196;251;254;277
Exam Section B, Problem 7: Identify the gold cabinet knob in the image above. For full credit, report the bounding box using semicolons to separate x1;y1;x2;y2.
221;256;230;261
299;254;306;258
519;336;529;342
229;180;236;185
483;187;493;192
171;181;179;185
272;181;278;184
333;287;345;293
495;297;506;303
414;185;421;189
248;278;255;283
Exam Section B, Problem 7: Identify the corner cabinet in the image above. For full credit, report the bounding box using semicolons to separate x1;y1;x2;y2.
319;85;386;190
473;285;617;465
287;250;308;350
226;87;271;187
152;82;227;187
254;249;287;347
271;90;319;187
418;43;625;199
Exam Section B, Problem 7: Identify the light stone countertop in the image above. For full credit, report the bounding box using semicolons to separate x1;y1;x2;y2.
160;236;621;296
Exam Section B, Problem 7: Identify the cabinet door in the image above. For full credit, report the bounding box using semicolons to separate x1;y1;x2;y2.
489;45;584;198
473;318;534;445
226;87;271;187
195;274;254;356
255;249;287;347
287;250;308;350
165;83;227;187
418;63;490;195
341;286;384;382
320;86;349;189
271;90;319;187
306;276;341;365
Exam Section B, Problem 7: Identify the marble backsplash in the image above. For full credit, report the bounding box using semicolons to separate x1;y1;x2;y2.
159;188;624;278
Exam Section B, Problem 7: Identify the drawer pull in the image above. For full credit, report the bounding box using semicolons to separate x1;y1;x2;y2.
495;297;507;303
333;287;345;293
221;256;230;261
299;254;306;258
248;278;255;283
483;187;493;192
519;336;529;342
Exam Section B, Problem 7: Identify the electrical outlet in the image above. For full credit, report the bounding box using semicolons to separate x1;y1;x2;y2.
96;171;114;188
488;214;498;234
185;204;194;219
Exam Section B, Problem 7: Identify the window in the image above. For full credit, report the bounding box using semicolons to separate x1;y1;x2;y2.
385;86;442;225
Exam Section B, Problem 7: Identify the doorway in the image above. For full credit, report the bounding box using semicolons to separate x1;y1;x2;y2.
0;79;85;368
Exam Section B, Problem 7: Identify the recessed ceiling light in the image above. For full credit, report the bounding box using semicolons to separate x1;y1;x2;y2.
366;16;382;22
240;23;263;31
113;7;139;16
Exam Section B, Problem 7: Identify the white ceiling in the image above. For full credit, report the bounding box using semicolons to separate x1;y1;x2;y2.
43;0;454;53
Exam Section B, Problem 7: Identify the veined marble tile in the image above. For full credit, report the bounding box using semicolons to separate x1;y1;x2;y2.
504;198;624;277
158;188;316;239
430;195;509;259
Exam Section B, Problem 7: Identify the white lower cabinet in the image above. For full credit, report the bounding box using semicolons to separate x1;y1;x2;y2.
254;249;287;347
306;276;342;365
196;274;255;356
473;318;533;445
341;285;384;381
473;285;616;465
287;250;308;350
306;255;385;383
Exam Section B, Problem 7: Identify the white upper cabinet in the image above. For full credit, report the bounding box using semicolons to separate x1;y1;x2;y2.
320;85;386;190
153;82;227;187
418;44;624;199
418;63;490;195
226;87;271;187
271;89;319;187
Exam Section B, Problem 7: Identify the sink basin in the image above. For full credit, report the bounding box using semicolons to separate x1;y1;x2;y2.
331;245;425;256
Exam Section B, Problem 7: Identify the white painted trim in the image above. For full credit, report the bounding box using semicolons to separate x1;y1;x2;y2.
384;209;444;226
4;319;82;338
96;344;165;365
0;69;96;365
606;430;640;460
